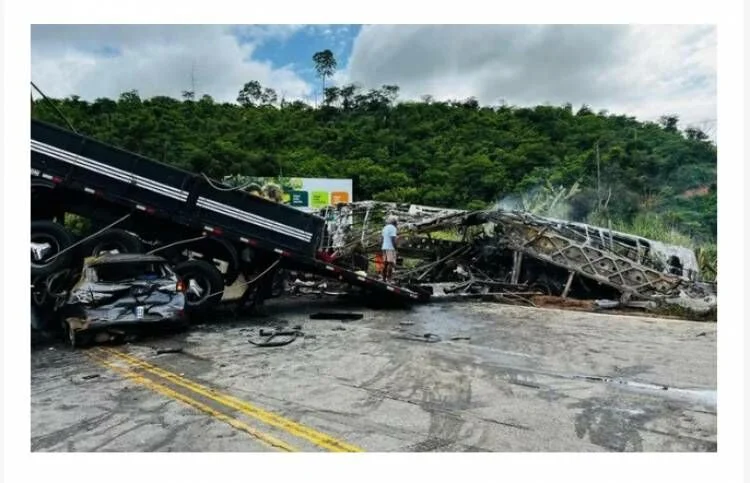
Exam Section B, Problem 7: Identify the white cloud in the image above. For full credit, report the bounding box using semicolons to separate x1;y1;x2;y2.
31;25;312;102
31;24;717;132
344;25;716;128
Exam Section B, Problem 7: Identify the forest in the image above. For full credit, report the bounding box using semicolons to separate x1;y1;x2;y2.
30;74;717;258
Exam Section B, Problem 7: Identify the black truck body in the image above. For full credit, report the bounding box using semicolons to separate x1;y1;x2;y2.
31;120;323;256
31;119;428;306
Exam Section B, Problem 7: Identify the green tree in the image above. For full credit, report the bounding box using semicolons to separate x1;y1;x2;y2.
31;85;716;243
312;49;337;97
237;81;263;107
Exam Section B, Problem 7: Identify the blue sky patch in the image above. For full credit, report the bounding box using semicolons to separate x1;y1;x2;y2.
239;24;360;85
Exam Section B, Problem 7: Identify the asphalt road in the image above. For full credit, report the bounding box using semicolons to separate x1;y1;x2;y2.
30;299;717;452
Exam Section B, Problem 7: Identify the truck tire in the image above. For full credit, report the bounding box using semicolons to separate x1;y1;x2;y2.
157;237;240;286
31;220;74;278
211;239;241;286
191;237;241;286
83;229;143;257
173;259;225;313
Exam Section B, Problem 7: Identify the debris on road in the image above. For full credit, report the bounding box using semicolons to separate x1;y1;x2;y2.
393;332;442;343
248;328;303;347
594;299;620;310
155;347;184;355
309;312;364;321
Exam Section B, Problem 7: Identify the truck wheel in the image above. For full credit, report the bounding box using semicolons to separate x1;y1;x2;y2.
31;220;74;278
180;237;240;286
174;260;225;313
200;237;241;286
83;229;143;257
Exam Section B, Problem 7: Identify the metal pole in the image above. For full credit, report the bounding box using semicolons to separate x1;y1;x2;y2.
510;251;523;285
562;271;575;298
596;141;601;209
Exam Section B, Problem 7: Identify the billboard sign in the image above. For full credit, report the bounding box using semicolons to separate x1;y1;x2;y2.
222;175;353;212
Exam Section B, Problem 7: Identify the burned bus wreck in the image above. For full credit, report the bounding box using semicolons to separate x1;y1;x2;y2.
317;202;717;315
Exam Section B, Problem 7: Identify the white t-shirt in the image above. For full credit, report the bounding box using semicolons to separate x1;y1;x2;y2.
382;224;397;250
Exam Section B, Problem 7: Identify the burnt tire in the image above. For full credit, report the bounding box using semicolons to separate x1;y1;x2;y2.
31;220;74;278
64;321;92;349
173;259;224;313
83;229;143;257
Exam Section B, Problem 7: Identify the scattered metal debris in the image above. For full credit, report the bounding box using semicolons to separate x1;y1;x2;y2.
317;202;717;316
248;328;303;347
394;332;442;343
595;300;620;310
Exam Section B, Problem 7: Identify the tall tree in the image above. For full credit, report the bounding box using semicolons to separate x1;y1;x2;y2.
260;87;278;106
340;84;359;110
323;86;340;107
237;81;263;107
312;50;337;98
659;115;680;132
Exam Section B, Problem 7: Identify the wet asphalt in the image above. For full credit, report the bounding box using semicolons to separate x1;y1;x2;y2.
30;298;717;452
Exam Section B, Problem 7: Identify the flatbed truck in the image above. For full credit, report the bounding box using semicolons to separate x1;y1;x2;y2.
30;119;428;322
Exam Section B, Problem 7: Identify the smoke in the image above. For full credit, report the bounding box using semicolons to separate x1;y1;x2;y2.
494;193;524;212
494;184;588;221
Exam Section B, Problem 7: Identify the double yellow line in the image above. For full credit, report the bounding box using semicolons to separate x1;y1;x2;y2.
89;347;363;452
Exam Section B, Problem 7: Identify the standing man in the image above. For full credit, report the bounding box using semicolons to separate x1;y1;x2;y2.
381;216;398;282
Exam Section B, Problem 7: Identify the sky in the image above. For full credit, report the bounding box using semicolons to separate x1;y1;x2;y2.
30;24;716;133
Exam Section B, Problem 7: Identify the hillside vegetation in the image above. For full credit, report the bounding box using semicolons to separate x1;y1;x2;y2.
31;82;717;248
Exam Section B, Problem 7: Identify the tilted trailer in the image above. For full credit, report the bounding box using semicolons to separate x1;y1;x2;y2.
30;119;429;327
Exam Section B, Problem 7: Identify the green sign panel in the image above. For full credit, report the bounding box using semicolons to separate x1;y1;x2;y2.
310;191;330;208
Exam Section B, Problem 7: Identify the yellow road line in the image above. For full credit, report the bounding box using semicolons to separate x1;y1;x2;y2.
97;347;364;452
88;352;298;452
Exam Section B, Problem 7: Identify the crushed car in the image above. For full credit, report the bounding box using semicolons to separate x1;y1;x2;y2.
56;254;187;347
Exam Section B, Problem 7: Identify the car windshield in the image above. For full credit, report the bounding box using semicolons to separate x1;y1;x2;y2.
93;262;172;283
